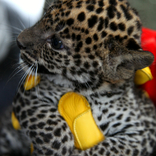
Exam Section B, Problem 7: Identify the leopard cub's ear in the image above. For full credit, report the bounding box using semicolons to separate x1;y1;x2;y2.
103;39;154;81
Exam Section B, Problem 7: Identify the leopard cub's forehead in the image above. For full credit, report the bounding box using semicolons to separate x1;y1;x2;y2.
43;0;141;48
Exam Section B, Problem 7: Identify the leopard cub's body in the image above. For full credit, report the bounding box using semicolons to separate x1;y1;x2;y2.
1;0;156;155
13;74;156;156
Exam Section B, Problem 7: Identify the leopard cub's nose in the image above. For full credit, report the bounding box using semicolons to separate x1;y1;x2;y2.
16;39;26;50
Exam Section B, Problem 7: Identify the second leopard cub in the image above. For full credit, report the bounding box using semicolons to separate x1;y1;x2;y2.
13;0;156;155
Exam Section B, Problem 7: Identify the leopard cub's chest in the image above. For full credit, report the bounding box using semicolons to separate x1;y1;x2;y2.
86;90;141;136
17;76;143;138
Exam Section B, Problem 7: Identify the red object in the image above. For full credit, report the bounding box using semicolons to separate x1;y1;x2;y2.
141;28;156;105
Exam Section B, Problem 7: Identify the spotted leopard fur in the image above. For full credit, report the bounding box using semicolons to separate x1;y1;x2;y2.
1;0;156;156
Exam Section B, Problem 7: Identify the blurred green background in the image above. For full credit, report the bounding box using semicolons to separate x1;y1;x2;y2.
128;0;156;30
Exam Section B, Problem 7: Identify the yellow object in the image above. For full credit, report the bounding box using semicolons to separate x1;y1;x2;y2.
30;143;34;154
12;112;34;154
11;112;21;130
58;92;104;150
24;75;40;90
134;67;153;85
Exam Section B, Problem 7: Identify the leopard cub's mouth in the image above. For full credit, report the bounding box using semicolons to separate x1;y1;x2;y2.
37;64;52;74
20;53;52;75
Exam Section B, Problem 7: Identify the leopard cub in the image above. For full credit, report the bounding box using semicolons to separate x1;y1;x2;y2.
1;0;156;156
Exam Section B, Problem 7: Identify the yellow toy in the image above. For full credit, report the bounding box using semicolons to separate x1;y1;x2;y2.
134;67;153;85
58;92;104;150
11;112;21;130
11;112;34;154
12;67;153;151
24;75;40;90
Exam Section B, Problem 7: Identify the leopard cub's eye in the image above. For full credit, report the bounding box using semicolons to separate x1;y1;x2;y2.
47;36;64;50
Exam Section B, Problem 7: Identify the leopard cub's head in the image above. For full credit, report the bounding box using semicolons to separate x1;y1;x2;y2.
17;0;154;91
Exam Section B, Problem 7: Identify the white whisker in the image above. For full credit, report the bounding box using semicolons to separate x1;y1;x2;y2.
1;23;23;33
10;25;23;33
34;61;39;98
19;19;26;30
18;69;29;91
24;64;35;89
7;63;28;84
17;63;33;94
